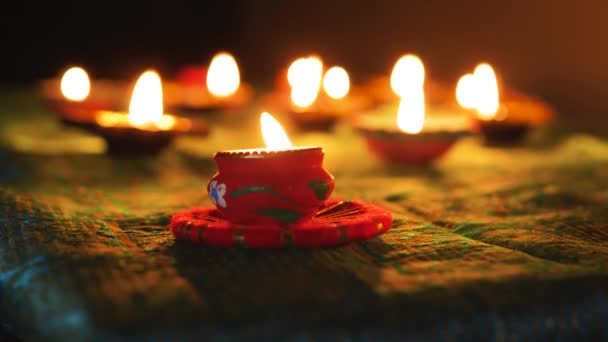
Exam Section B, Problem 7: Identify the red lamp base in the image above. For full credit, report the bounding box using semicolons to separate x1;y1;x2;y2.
170;199;392;248
357;127;468;166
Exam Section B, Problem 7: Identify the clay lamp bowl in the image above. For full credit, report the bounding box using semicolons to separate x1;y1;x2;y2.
263;89;372;132
353;103;472;166
473;95;555;145
94;111;209;156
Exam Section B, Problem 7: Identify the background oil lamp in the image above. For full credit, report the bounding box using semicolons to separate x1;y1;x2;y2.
265;55;371;131
164;52;253;113
92;70;209;156
456;63;555;145
354;58;471;166
41;66;126;129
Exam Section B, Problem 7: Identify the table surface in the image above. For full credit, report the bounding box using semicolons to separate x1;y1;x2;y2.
1;87;608;341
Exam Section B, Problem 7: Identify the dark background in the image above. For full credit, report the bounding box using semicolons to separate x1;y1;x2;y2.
2;0;608;118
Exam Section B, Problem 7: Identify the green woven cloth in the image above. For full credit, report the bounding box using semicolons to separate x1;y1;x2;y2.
1;88;608;340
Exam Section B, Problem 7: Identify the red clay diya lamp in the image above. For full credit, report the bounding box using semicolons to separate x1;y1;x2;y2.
456;63;554;145
354;58;471;166
41;66;127;129
169;111;393;248
163;52;253;113
265;55;371;132
92;70;209;156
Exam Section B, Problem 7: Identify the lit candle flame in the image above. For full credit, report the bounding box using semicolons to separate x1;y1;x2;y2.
473;63;499;119
456;64;500;120
128;70;164;126
455;73;477;109
60;67;90;101
390;54;425;97
287;56;323;108
397;88;425;134
206;52;241;97
261;112;292;149
322;66;350;99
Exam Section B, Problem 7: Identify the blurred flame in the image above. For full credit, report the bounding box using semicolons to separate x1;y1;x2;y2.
397;88;425;134
287;56;323;107
60;67;90;101
473;63;500;119
322;66;350;99
206;52;240;97
390;54;425;97
261;112;292;149
128;70;164;126
455;73;477;109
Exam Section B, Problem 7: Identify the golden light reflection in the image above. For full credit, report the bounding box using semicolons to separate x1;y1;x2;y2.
206;52;241;97
261;112;292;149
287;56;323;108
322;66;350;99
60;67;90;101
390;54;425;97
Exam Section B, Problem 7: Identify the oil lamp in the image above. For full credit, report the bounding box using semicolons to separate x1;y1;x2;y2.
265;55;371;131
41;66;126;129
92;70;209;156
456;63;554;145
164;52;253;113
170;112;392;248
208;112;334;224
355;57;470;166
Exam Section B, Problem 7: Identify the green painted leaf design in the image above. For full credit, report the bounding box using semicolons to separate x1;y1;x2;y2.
257;208;303;222
230;185;296;204
308;179;330;200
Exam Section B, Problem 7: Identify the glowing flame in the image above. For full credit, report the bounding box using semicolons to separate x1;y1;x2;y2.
397;88;425;134
287;56;323;108
455;73;477;109
128;70;164;126
261;112;292;149
322;66;350;99
473;63;500;119
60;67;90;101
390;54;425;97
206;52;241;97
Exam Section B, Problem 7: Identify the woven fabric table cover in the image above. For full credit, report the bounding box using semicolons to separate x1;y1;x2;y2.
1;89;607;341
